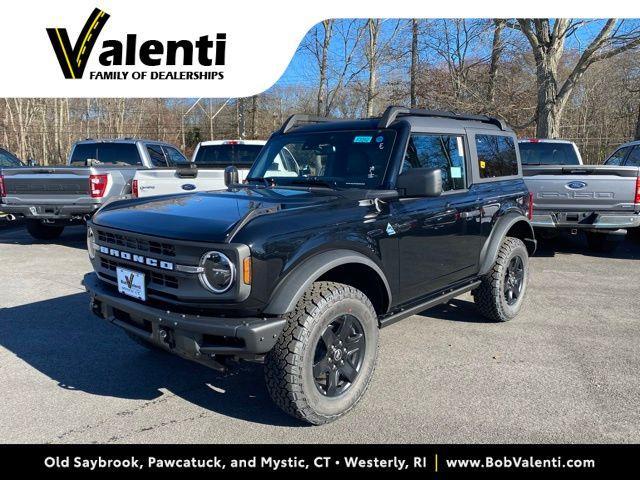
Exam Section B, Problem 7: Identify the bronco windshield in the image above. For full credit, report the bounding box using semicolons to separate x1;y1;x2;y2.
248;130;397;189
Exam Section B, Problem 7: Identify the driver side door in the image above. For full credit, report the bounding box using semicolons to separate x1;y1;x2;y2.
392;133;483;304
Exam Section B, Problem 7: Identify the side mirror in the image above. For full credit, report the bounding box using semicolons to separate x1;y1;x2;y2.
396;168;442;197
224;166;239;187
27;159;37;166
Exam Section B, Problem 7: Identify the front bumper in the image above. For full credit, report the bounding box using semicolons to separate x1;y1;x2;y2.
83;273;286;362
0;203;99;220
531;210;640;230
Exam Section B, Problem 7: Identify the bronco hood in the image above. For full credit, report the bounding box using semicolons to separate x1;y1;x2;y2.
92;187;342;243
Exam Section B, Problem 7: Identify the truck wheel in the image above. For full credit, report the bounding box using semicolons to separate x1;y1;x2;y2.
265;281;379;425
585;231;621;253
473;237;529;322
26;220;65;240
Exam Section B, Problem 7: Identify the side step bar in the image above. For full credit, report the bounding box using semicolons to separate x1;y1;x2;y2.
379;281;481;328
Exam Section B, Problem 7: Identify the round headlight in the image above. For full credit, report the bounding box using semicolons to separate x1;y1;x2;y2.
87;226;96;259
199;251;235;293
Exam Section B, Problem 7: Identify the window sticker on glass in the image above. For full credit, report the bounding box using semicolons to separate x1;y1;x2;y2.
456;137;465;156
375;136;384;143
480;160;486;169
450;166;462;179
353;136;373;143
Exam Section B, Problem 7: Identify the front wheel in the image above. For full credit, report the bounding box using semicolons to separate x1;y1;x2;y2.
473;237;530;322
264;281;379;425
26;219;65;240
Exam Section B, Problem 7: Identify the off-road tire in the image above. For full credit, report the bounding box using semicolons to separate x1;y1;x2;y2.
585;231;622;253
264;281;379;425
473;237;529;322
26;219;64;240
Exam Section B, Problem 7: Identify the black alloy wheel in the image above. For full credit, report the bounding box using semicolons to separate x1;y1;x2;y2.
312;314;365;397
503;255;524;306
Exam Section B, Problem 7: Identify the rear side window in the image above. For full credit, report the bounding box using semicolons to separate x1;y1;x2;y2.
147;144;168;167
623;146;640;167
70;143;141;166
402;134;466;191
0;149;21;167
518;142;580;165
604;147;630;166
476;135;518;179
163;146;188;166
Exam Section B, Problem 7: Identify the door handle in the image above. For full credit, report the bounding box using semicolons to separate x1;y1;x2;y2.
460;209;481;219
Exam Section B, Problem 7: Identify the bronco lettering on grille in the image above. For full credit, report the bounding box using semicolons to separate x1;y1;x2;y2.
98;245;174;271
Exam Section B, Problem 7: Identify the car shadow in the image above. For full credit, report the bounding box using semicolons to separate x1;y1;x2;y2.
533;233;640;260
0;293;303;428
418;298;493;324
0;224;87;250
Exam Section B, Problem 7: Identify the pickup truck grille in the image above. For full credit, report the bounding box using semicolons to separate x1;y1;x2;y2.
100;257;179;289
4;177;89;195
96;229;176;257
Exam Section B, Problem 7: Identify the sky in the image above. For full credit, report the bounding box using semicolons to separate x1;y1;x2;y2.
274;18;640;91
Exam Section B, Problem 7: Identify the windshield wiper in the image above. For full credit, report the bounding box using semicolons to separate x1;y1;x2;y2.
245;177;277;187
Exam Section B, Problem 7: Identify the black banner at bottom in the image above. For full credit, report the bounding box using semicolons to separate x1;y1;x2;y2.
1;444;636;477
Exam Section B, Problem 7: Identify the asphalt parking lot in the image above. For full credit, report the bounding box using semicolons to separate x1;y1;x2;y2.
0;223;638;444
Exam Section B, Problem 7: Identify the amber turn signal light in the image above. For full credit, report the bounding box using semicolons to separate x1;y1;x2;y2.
243;257;252;285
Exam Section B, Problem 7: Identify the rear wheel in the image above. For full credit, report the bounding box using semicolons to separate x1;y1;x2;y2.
473;237;529;322
26;219;64;240
585;231;622;253
264;281;378;425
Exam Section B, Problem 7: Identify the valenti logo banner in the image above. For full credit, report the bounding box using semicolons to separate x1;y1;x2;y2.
0;0;621;98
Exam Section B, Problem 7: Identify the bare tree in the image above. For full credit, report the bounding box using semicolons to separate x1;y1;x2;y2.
410;19;419;107
364;19;380;116
488;19;506;103
364;19;402;116
516;19;640;138
425;19;492;106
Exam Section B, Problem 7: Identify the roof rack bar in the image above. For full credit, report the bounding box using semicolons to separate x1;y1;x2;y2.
377;106;508;131
279;114;335;134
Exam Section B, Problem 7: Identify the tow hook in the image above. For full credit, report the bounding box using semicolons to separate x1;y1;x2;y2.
159;327;175;349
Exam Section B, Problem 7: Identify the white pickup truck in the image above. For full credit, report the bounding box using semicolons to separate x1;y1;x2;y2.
132;140;266;198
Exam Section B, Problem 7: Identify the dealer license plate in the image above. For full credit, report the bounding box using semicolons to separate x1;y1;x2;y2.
116;267;146;301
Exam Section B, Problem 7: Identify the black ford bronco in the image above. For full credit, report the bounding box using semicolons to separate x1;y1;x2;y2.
84;107;536;424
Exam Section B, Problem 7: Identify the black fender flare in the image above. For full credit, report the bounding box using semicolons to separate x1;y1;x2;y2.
478;213;536;275
263;249;392;315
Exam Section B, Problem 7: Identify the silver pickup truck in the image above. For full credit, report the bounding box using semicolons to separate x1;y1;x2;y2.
521;138;640;252
0;139;187;239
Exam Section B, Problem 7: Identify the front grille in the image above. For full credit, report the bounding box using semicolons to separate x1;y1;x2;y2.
96;229;176;257
100;257;179;289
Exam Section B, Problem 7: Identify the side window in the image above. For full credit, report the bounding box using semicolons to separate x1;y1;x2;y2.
147;144;168;167
163;146;188;166
402;134;467;191
604;147;630;166
0;149;20;167
623;146;640;167
476;135;518;179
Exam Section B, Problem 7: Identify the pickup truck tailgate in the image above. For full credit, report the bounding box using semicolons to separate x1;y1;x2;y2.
524;165;640;212
135;167;249;197
1;167;90;204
